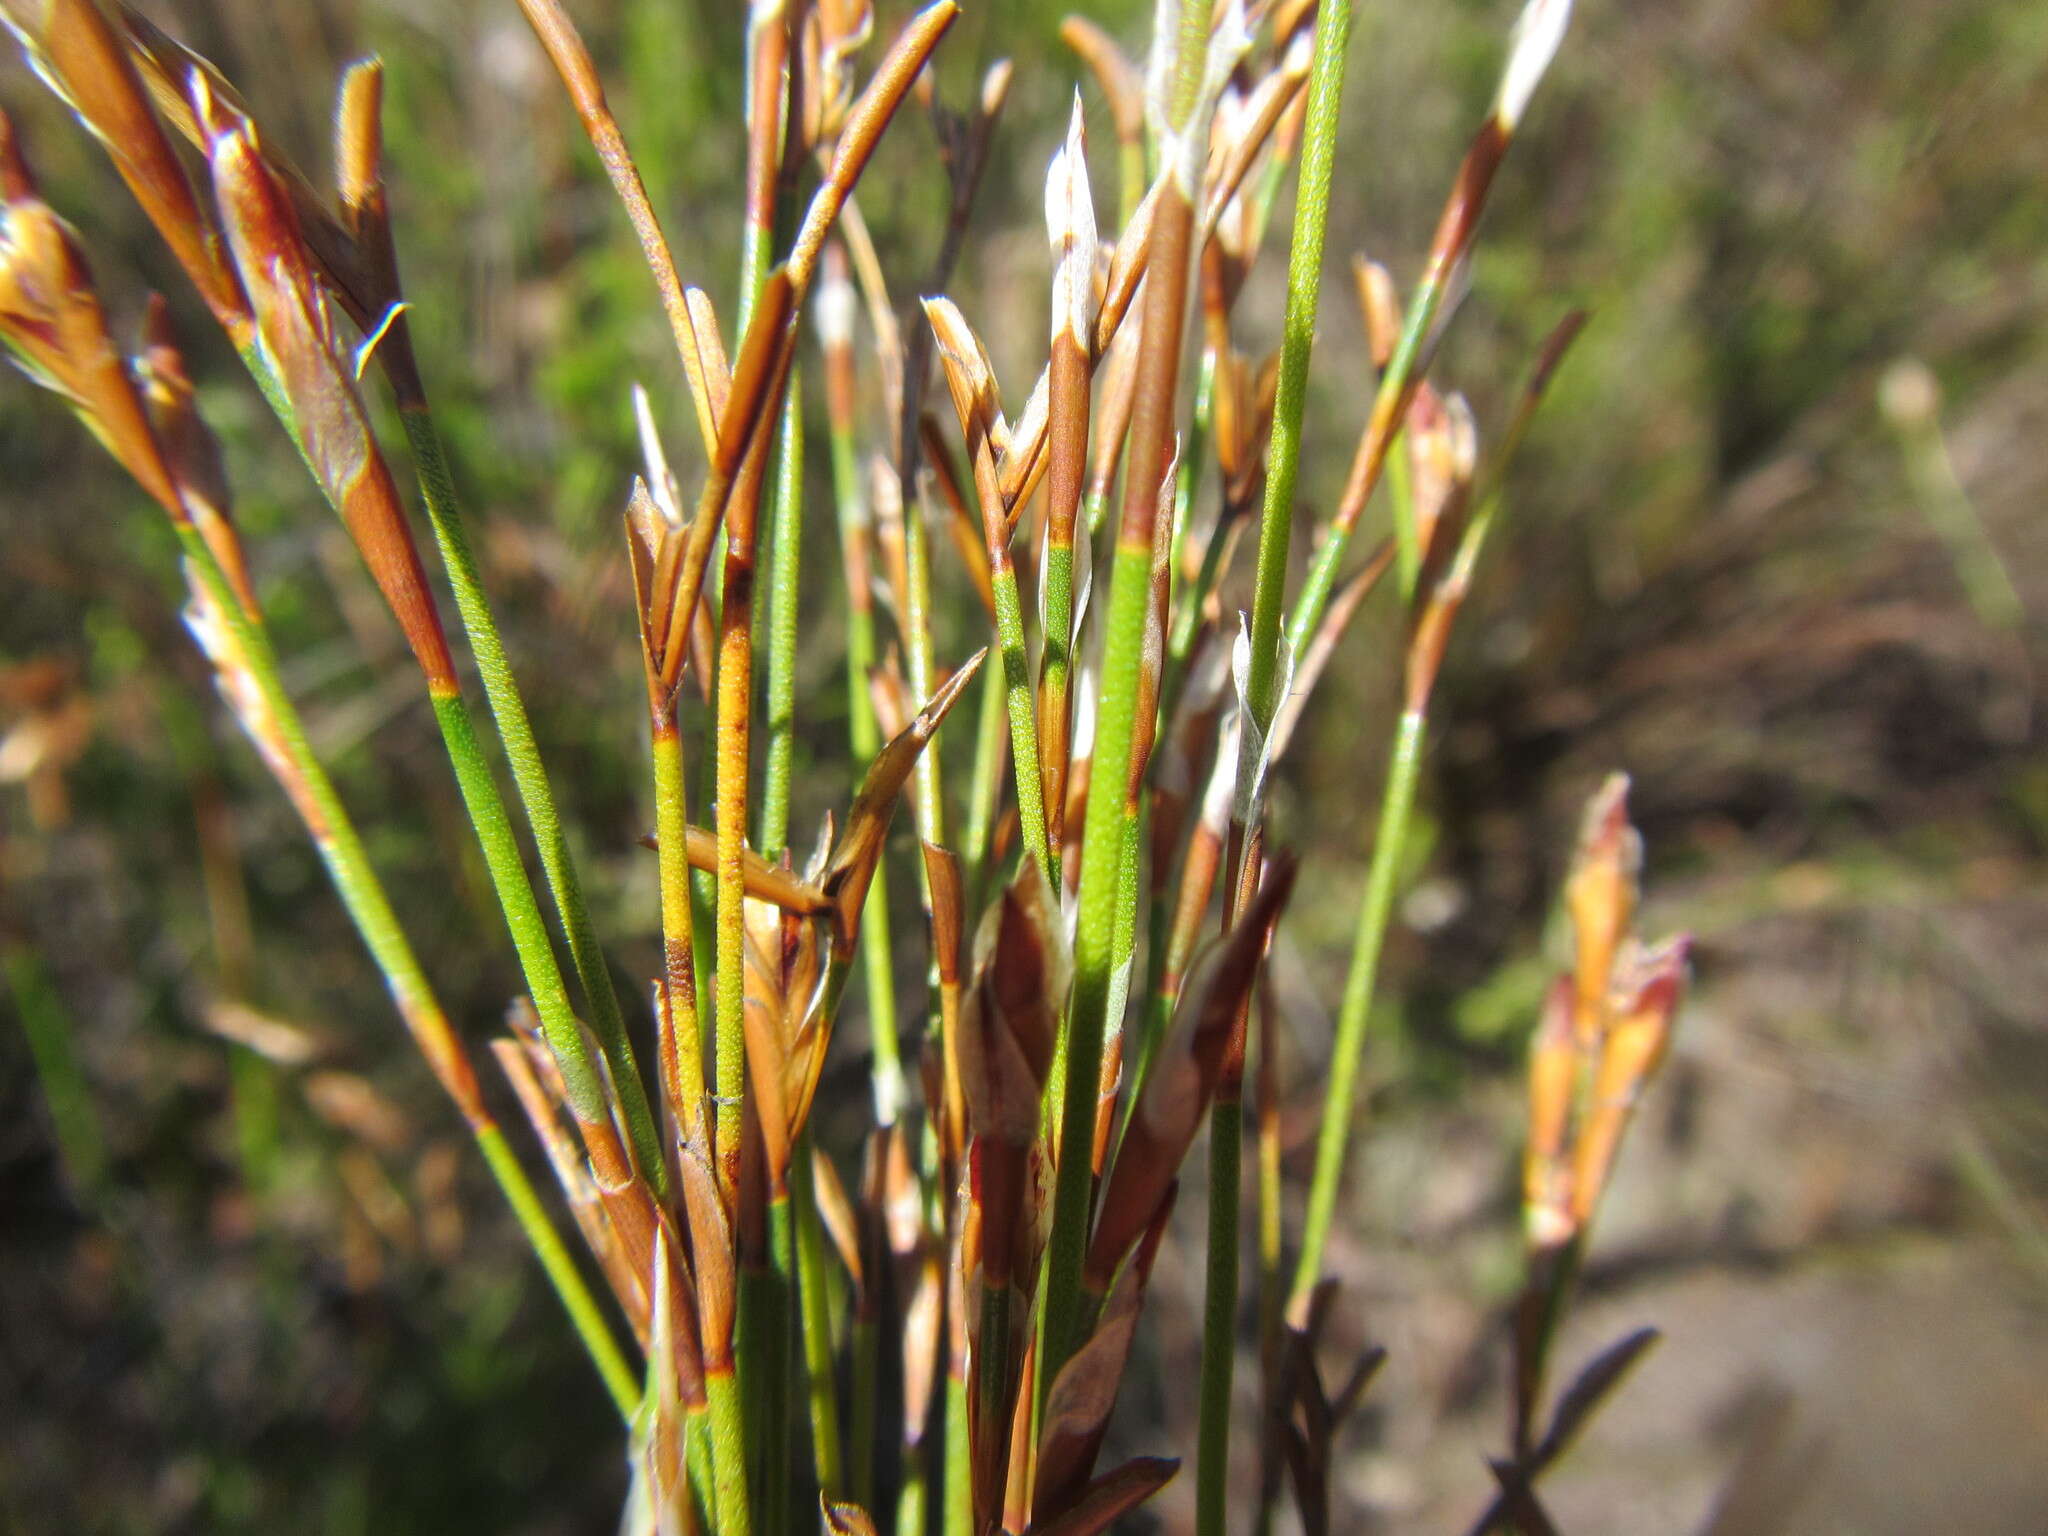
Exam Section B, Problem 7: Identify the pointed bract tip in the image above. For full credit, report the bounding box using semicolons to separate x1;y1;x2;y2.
980;57;1013;119
1496;0;1573;131
1045;94;1098;344
336;57;386;208
631;381;681;525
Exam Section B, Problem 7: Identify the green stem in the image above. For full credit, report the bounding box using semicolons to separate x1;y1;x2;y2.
1252;1002;1284;1536
897;1458;929;1536
240;337;654;1178
476;1123;641;1415
1101;797;1145;1137
944;1370;972;1536
850;1297;879;1515
1290;705;1425;1307
792;1131;845;1497
1171;348;1217;589
1195;1097;1243;1536
176;526;635;1414
760;383;805;859
397;406;666;1193
1286;274;1443;659
1042;0;1216;1401
973;1276;1014;1531
707;1367;754;1536
1041;536;1149;1386
652;726;706;1136
426;690;608;1119
1243;0;1351;752
829;401;904;1124
1127;952;1178;1133
991;562;1054;882
961;647;1008;907
897;1439;929;1536
903;463;947;852
1084;485;1114;543
1039;544;1075;745
687;1409;718;1534
1205;10;1352;1525
1161;499;1232;722
752;1195;796;1536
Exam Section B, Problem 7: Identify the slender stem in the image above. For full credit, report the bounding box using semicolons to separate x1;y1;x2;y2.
897;1453;928;1536
688;1410;718;1534
397;405;667;1193
903;475;947;852
425;691;609;1115
973;1276;1014;1530
653;725;707;1139
1290;705;1425;1308
961;644;1009;905
825;324;904;1125
1160;501;1231;723
1084;485;1114;542
236;342;631;1126
1098;797;1145;1154
236;339;649;1177
1195;1098;1243;1536
752;1193;796;1536
175;526;635;1414
760;383;805;860
853;871;904;1123
1242;0;1351;760
1252;986;1285;1536
713;566;757;1201
1285;271;1441;658
792;1131;844;1496
944;1370;972;1536
1201;12;1352;1527
707;1366;754;1536
850;1292;879;1516
1170;347;1216;587
990;561;1054;881
1041;536;1149;1381
1037;527;1077;837
476;1123;642;1414
1041;0;1214;1404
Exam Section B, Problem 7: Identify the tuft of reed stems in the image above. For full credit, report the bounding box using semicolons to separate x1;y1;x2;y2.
2;0;1692;1530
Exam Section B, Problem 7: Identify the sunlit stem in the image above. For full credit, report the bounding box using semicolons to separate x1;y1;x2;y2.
759;383;805;859
397;403;667;1193
1290;705;1425;1308
178;521;637;1415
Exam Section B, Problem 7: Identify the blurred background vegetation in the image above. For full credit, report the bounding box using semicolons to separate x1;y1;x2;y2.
3;0;2045;1531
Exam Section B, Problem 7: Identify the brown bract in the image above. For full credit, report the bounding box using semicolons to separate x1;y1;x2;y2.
1564;772;1641;1047
198;86;457;694
959;857;1066;1152
0;113;179;512
1087;855;1296;1289
136;295;256;610
0;0;247;335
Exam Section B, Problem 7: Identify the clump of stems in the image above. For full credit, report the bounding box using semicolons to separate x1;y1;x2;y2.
0;0;1693;1530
